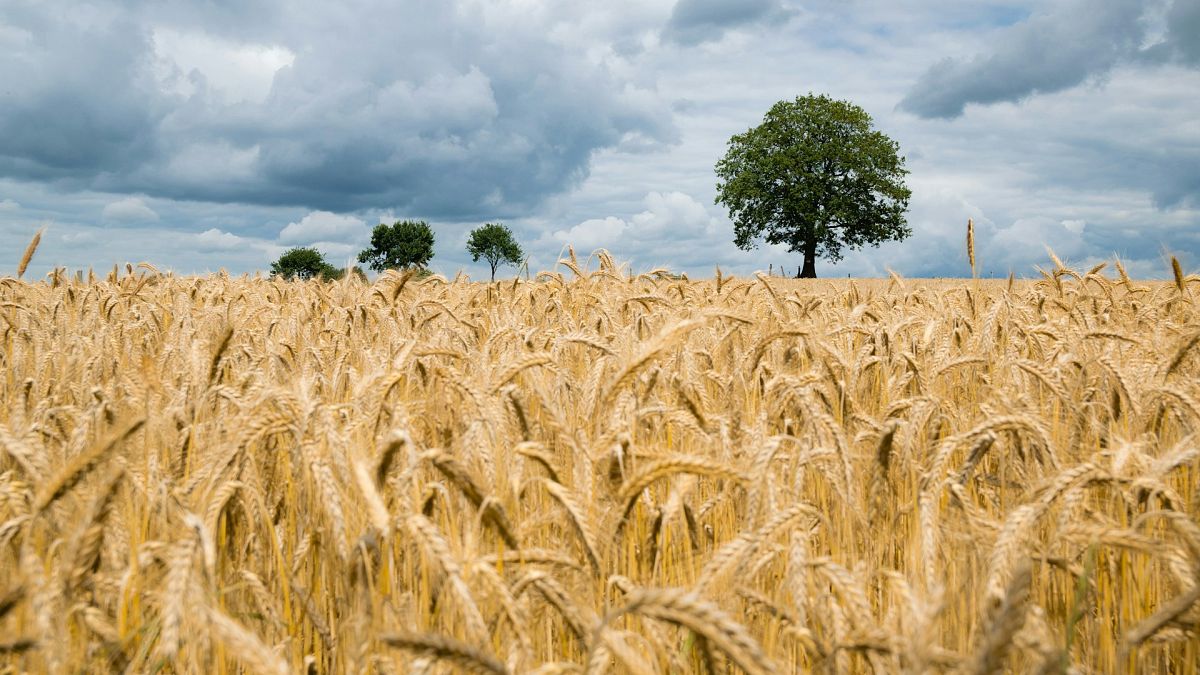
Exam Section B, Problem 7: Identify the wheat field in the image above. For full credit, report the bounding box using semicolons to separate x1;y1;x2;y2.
1;251;1198;674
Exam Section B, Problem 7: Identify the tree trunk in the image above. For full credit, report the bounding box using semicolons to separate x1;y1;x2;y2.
490;262;497;282
798;241;817;278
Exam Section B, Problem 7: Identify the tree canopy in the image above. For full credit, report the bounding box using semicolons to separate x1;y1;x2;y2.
715;94;911;278
466;222;523;281
270;247;340;281
357;220;435;272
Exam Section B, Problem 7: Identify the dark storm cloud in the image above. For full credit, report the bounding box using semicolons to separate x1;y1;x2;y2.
0;5;165;177
661;0;788;46
898;0;1163;119
1151;0;1200;64
1119;145;1200;210
0;0;676;218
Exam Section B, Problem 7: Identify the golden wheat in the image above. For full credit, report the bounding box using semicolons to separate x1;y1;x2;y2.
0;251;1197;672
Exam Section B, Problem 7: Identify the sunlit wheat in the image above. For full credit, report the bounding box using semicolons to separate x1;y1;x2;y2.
1;251;1197;672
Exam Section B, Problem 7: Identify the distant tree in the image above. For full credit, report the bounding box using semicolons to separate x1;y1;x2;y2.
357;220;435;272
323;266;369;282
715;94;911;278
466;222;524;281
270;247;339;280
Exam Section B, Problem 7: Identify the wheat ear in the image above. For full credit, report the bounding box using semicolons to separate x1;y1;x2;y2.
513;571;594;645
591;588;775;675
869;421;898;523
239;569;282;628
381;631;509;675
405;513;490;642
35;417;144;513
427;451;519;548
1121;584;1200;656
967;218;976;276
0;639;36;654
0;585;25;619
375;429;410;488
207;325;234;384
16;229;42;279
695;502;819;593
601;318;705;409
966;561;1032;675
353;459;391;536
1165;331;1200;377
490;353;553;393
1171;255;1185;293
66;468;124;592
157;535;197;662
615;456;747;531
204;603;289;675
515;442;562;484
537;477;602;573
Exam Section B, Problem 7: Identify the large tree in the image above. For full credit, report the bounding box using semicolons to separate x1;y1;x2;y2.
357;220;435;272
715;94;911;278
270;247;339;281
466;222;523;281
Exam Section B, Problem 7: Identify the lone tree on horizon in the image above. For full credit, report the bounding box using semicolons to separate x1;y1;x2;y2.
358;220;435;272
467;222;523;282
715;94;911;278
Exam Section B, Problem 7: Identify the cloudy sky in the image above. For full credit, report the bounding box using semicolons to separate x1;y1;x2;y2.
2;0;1197;279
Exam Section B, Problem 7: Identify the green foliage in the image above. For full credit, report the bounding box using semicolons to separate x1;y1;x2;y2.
715;94;911;278
324;266;368;282
466;222;523;281
270;247;340;281
357;220;435;272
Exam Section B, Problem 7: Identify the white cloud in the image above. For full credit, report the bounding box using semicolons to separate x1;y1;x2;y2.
61;231;97;244
152;27;295;103
0;198;18;211
194;228;246;251
990;217;1087;268
554;216;629;251
630;191;722;236
157;142;261;186
101;197;159;223
278;211;368;245
311;242;361;262
554;191;722;252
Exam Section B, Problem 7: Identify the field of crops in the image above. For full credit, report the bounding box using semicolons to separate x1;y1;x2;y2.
1;252;1198;673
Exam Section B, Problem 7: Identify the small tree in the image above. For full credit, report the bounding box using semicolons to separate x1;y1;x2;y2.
270;247;339;280
466;222;523;281
715;94;911;278
357;220;435;272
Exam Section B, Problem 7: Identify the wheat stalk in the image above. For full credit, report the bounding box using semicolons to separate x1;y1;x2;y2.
16;228;42;279
967;218;976;277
